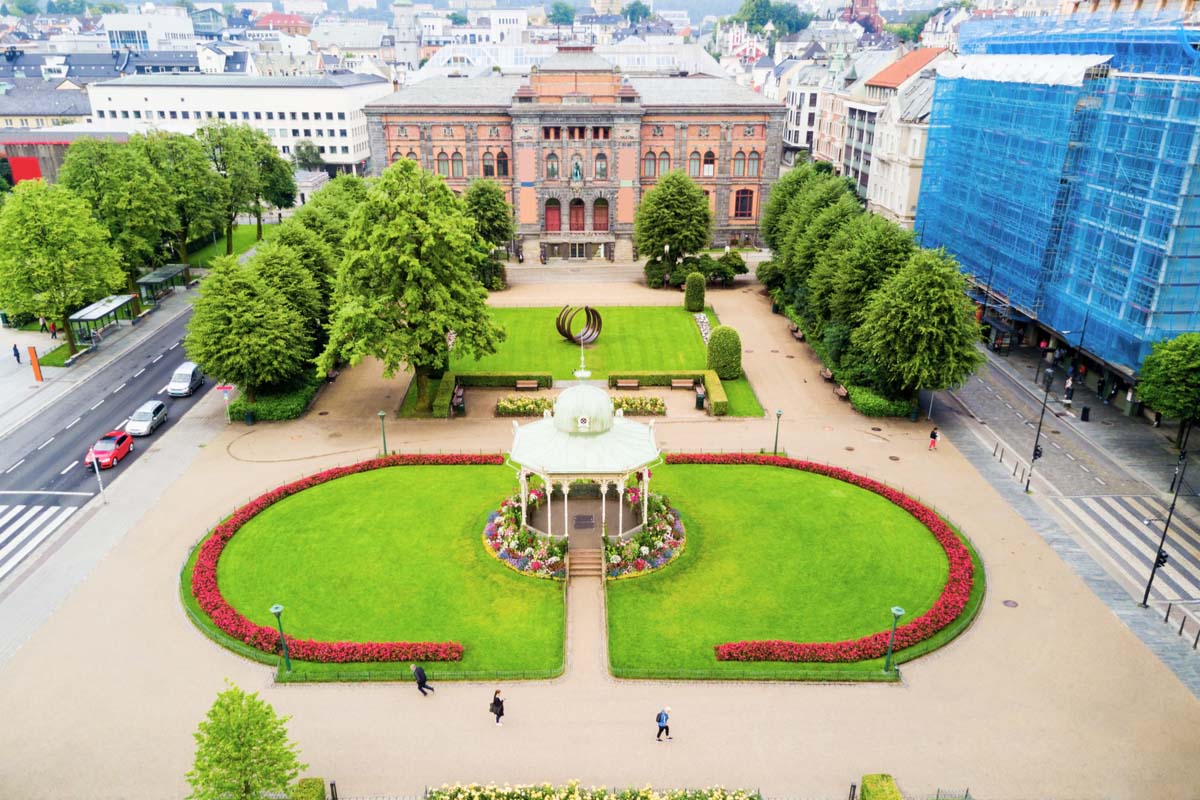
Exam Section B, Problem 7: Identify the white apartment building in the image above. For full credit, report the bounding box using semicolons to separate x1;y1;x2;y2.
782;62;828;155
865;72;934;228
86;72;393;170
102;12;197;52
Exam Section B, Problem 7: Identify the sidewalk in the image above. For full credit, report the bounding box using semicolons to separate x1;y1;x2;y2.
0;290;195;439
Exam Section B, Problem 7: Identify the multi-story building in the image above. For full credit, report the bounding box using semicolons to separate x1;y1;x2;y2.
253;12;313;36
101;11;196;52
366;45;785;260
916;14;1200;391
87;72;393;171
782;63;828;159
865;69;934;227
0;78;91;129
812;48;898;167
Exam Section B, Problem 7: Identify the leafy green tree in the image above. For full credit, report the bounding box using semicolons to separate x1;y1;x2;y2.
732;0;811;34
186;256;311;401
828;215;916;327
622;0;650;23
59;138;177;287
0;181;122;355
447;10;467;23
272;220;336;307
252;139;296;241
196;121;264;256
0;156;11;192
548;0;575;25
130;131;227;264
320;159;506;411
684;271;705;312
707;324;742;380
760;163;815;253
248;241;322;340
289;174;368;262
462;179;514;290
185;681;307;800
291;139;325;172
853;248;984;397
634;169;712;283
12;0;37;14
1136;332;1200;446
783;189;859;314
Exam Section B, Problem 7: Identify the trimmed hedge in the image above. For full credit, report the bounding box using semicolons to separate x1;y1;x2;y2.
847;385;915;418
433;372;554;418
607;370;728;416
860;775;902;800
684;271;705;312
291;778;326;800
706;325;742;380
228;375;322;422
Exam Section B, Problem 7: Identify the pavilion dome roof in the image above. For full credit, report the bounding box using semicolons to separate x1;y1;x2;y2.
552;384;613;434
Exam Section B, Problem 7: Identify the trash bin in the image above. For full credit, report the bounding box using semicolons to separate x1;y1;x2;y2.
695;388;706;410
244;410;256;425
1080;406;1091;422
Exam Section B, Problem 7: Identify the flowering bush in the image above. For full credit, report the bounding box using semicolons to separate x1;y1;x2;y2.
190;453;502;664
496;395;554;417
612;395;666;416
427;785;761;800
663;453;976;664
604;491;686;578
482;487;567;579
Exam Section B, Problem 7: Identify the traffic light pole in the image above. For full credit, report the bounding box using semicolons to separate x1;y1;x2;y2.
1141;453;1188;607
1026;367;1054;493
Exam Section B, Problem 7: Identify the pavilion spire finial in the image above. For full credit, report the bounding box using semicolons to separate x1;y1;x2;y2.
573;339;592;380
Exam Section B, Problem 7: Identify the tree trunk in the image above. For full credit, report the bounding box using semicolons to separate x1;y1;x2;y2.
225;219;235;256
246;386;256;403
255;204;263;241
414;367;431;412
62;313;77;355
176;229;189;264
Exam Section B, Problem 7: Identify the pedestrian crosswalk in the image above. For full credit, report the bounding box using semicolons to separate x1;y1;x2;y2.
1051;495;1200;601
0;504;78;584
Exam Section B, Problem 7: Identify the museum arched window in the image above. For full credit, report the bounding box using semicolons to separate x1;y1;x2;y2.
733;151;746;177
658;151;670;175
436;151;449;177
595;152;608;179
689;150;701;177
497;150;509;177
569;198;585;232
748;150;760;177
451;151;464;177
593;198;609;232
545;198;561;231
406;151;417;162
391;149;403;164
642;151;656;178
483;151;495;177
703;150;716;177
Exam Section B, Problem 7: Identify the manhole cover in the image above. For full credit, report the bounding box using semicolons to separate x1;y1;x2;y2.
573;515;595;529
871;427;882;432
786;355;795;359
318;411;329;416
845;446;855;451
770;349;779;353
1003;600;1019;608
744;349;754;353
888;456;900;461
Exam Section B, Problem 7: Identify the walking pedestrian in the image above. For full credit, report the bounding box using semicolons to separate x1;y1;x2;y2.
49;322;57;340
928;426;939;451
655;706;672;741
410;663;434;696
38;315;47;332
12;343;19;364
489;690;505;726
1063;377;1074;407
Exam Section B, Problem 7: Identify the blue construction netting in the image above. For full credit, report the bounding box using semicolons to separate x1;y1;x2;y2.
917;14;1200;372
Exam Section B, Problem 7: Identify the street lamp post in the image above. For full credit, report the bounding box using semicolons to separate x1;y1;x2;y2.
90;451;108;505
884;606;905;673
377;410;388;456
773;409;782;455
1026;366;1054;493
270;603;292;673
1140;453;1188;607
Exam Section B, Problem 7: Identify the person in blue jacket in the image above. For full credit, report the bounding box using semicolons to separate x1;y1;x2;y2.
656;706;672;741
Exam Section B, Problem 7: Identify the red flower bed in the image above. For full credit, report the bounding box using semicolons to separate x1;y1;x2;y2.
190;453;504;664
663;453;976;664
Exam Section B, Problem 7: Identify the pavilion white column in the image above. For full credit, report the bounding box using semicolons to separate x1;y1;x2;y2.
601;480;608;533
641;468;649;528
519;470;528;531
546;477;553;537
618;473;625;537
563;481;570;536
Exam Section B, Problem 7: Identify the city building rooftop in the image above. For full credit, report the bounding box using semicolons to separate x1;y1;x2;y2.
865;47;945;89
91;71;390;89
936;54;1113;87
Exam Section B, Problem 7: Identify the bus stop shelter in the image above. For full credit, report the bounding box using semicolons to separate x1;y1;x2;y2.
68;295;138;346
136;264;189;303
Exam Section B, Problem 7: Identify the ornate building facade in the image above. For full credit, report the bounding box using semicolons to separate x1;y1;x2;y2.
365;46;786;261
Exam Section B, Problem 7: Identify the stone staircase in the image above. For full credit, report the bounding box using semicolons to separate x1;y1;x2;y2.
569;549;604;578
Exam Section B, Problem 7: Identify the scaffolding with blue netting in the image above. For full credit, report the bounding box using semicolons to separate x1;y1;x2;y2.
917;14;1200;373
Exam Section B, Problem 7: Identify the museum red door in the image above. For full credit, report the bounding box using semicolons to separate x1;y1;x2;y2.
569;199;585;232
545;199;561;232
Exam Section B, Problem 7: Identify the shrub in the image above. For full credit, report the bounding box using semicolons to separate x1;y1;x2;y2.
607;371;728;416
228;374;322;422
433;373;554;418
718;250;747;279
847;385;914;417
756;259;784;291
291;778;326;800
860;775;902;800
706;325;742;380
684;272;705;312
496;395;553;416
612;395;665;415
822;323;853;365
644;255;671;287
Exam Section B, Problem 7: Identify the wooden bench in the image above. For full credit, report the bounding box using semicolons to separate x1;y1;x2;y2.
834;384;849;400
515;380;540;390
451;384;466;415
791;328;805;342
820;367;834;382
614;379;640;390
670;379;697;390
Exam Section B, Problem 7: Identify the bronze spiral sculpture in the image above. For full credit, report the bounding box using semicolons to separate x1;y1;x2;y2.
556;305;603;345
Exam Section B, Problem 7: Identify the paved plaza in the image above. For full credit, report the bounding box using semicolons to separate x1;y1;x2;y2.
1;279;1199;799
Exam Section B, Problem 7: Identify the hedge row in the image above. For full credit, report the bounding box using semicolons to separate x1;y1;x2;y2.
846;385;915;418
228;375;322;422
433;372;555;418
606;370;728;416
291;778;326;800
860;775;902;800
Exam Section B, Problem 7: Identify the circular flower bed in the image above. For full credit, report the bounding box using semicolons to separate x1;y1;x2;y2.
483;488;567;579
663;453;976;664
604;488;686;578
189;454;504;664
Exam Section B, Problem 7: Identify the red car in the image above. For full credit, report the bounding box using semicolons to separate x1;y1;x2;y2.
84;430;133;469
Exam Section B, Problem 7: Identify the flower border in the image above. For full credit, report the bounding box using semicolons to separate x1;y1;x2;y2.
482;488;567;580
189;454;505;664
663;453;976;664
605;491;687;579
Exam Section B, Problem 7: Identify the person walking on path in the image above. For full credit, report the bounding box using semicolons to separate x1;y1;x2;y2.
928;427;939;451
12;344;20;365
49;322;57;340
38;316;47;332
490;690;505;726
655;706;672;741
410;663;434;696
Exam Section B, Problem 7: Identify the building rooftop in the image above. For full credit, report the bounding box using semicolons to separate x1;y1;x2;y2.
896;72;935;123
865;47;945;89
92;71;390;89
936;53;1113;87
308;21;389;49
369;75;524;107
628;75;782;107
254;12;309;28
536;46;616;72
0;79;91;117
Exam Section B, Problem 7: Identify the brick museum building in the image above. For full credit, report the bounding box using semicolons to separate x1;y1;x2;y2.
365;46;785;261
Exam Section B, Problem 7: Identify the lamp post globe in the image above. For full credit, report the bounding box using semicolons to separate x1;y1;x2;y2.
773;409;783;456
377;410;388;456
884;606;905;674
269;604;292;673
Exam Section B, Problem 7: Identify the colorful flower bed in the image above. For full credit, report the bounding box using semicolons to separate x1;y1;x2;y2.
428;786;760;800
190;453;503;664
482;488;567;579
604;489;686;578
496;395;554;417
612;395;666;416
662;453;975;664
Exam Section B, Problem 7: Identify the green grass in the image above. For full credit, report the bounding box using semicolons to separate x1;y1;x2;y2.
188;223;279;266
37;343;72;368
454;306;763;417
398;376;441;419
606;464;983;680
206;465;564;679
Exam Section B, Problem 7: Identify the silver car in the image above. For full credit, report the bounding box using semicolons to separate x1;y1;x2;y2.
127;400;167;436
167;361;205;397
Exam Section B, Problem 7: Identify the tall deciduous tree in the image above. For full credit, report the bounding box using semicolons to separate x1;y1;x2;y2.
289;174;368;262
59;138;177;287
291;139;325;172
760;163;814;253
548;0;575;25
249;241;323;342
252;140;296;241
196;121;263;256
271;220;336;307
185;256;311;400
828;215;916;327
1136;332;1200;446
185;681;307;800
634;169;713;276
0;181;122;355
320;159;505;410
622;0;650;23
462;178;514;289
130;131;227;264
787;191;859;317
853;248;984;397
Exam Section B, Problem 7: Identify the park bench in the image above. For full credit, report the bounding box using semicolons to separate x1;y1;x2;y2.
820;367;834;382
451;384;466;416
515;380;540;390
834;384;849;400
615;379;640;390
670;379;697;390
791;328;805;342
187;279;201;289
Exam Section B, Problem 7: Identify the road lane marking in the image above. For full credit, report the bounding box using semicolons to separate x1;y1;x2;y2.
65;417;82;430
157;385;168;395
1004;402;1013;409
1079;464;1091;473
151;355;163;363
168;342;180;350
3;460;24;475
36;437;55;450
1051;441;1062;449
133;368;146;377
59;461;77;475
0;490;93;496
1065;453;1077;461
113;418;129;431
113;383;126;394
1095;477;1106;486
90;399;105;411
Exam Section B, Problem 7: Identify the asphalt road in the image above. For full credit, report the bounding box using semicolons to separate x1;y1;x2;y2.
0;310;212;581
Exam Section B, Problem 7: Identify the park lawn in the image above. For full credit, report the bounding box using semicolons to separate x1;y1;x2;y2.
606;464;974;680
37;343;72;368
211;465;564;679
188;223;279;266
